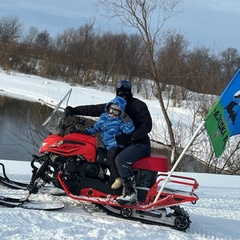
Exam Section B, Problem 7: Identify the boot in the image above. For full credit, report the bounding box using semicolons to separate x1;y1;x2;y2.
111;178;122;189
116;176;137;205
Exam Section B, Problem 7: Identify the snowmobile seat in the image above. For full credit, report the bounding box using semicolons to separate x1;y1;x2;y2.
132;154;169;172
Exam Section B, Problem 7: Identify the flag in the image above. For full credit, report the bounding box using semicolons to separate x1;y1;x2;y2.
204;69;240;157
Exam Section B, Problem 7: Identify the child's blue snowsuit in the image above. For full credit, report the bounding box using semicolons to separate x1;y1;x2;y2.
86;96;135;179
86;96;135;150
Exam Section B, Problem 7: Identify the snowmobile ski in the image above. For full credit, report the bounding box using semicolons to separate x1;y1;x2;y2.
0;163;28;189
0;163;65;196
0;176;27;190
0;195;64;210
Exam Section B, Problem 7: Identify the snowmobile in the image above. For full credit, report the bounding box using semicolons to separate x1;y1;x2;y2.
0;89;199;231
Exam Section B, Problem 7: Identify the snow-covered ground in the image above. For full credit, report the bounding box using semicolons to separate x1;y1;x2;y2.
0;160;240;240
1;70;240;239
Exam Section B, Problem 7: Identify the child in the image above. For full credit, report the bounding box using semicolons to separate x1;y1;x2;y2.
86;96;135;189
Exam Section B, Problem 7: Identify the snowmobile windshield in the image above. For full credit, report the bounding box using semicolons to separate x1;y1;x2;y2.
42;89;72;135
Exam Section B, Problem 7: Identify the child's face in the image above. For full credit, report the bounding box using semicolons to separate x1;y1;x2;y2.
108;104;121;117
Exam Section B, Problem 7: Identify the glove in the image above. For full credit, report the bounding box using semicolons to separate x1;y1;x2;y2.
120;112;131;123
115;133;133;145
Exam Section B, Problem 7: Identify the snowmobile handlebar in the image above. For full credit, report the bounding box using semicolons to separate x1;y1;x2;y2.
58;109;88;136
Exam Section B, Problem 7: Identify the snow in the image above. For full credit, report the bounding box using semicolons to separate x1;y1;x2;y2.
0;70;240;239
1;160;240;240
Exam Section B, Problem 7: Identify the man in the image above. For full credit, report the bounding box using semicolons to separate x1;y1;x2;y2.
66;80;152;205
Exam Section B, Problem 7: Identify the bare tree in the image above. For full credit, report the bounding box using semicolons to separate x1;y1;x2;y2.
94;32;129;85
99;0;182;166
58;22;96;84
156;30;189;104
34;30;52;50
0;15;22;42
23;27;39;45
0;15;23;71
219;48;240;86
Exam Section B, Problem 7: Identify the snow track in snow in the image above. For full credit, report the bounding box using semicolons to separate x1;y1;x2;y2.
1;164;240;239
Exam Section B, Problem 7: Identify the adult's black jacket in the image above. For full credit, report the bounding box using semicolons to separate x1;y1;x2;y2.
71;97;152;145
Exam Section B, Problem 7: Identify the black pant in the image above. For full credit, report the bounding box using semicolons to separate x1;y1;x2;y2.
106;147;123;179
115;143;151;178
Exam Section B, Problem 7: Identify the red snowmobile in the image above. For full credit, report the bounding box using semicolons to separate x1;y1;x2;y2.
0;90;199;231
27;89;199;230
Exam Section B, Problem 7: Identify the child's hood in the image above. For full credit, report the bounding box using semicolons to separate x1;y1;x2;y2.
106;96;126;112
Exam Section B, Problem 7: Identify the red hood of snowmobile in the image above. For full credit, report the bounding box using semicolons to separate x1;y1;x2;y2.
39;133;97;162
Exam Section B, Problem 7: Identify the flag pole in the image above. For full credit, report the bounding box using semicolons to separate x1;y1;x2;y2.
153;121;205;203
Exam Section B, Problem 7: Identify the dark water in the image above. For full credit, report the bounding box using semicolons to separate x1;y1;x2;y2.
0;96;52;161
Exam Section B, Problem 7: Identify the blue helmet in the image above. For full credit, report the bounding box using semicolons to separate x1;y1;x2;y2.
115;80;132;98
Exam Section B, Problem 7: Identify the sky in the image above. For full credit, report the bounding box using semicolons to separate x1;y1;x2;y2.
1;0;240;52
0;70;240;238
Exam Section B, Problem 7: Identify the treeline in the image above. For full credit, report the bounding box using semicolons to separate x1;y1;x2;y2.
1;15;240;97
